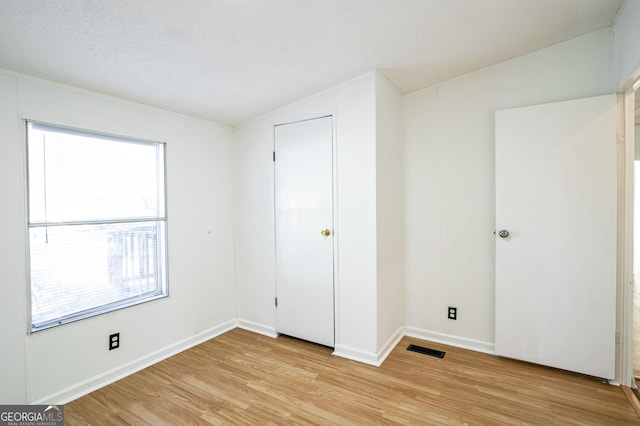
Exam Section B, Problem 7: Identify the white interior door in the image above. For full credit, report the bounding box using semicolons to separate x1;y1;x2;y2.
495;95;617;380
275;116;334;347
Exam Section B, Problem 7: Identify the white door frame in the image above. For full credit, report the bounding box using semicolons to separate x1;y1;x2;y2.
621;75;640;387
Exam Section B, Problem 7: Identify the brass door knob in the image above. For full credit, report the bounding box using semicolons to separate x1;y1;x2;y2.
321;229;331;237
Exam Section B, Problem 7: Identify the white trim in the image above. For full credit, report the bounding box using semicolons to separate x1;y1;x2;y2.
236;319;277;338
376;327;404;365
333;344;380;366
32;320;236;405
403;326;495;355
620;84;637;387
333;327;404;367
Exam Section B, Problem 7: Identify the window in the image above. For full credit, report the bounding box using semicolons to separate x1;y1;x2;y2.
26;122;167;332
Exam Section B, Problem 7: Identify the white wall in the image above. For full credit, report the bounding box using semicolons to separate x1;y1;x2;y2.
334;74;379;358
615;0;640;87
233;113;278;335
375;73;405;354
0;72;236;404
0;73;28;404
403;29;616;352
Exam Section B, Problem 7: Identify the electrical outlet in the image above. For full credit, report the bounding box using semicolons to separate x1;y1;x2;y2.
448;307;457;320
109;333;120;350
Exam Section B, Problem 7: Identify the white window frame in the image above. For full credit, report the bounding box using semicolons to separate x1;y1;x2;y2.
25;120;169;333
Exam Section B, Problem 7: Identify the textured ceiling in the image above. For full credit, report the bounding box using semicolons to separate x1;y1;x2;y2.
0;0;623;126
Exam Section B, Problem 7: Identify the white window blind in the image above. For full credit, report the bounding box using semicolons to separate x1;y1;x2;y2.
27;122;168;332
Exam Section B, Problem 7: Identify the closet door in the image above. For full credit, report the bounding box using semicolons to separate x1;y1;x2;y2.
274;116;334;347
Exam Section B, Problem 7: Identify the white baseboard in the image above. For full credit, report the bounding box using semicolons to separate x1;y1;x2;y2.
34;319;237;405
236;319;277;338
377;327;404;365
333;327;404;367
333;344;380;366
403;326;495;355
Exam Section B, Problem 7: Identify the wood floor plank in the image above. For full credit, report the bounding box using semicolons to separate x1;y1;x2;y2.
65;329;640;425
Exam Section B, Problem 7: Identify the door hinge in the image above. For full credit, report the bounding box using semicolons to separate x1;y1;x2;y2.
273;151;276;162
275;297;278;307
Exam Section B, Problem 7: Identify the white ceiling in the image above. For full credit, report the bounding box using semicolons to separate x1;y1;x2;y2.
0;0;623;126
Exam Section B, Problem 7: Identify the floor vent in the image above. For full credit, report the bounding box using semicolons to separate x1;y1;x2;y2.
407;344;445;359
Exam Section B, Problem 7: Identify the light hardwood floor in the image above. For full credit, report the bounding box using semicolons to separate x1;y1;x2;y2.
66;328;640;425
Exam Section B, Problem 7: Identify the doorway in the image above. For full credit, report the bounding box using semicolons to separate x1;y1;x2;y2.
274;116;335;347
